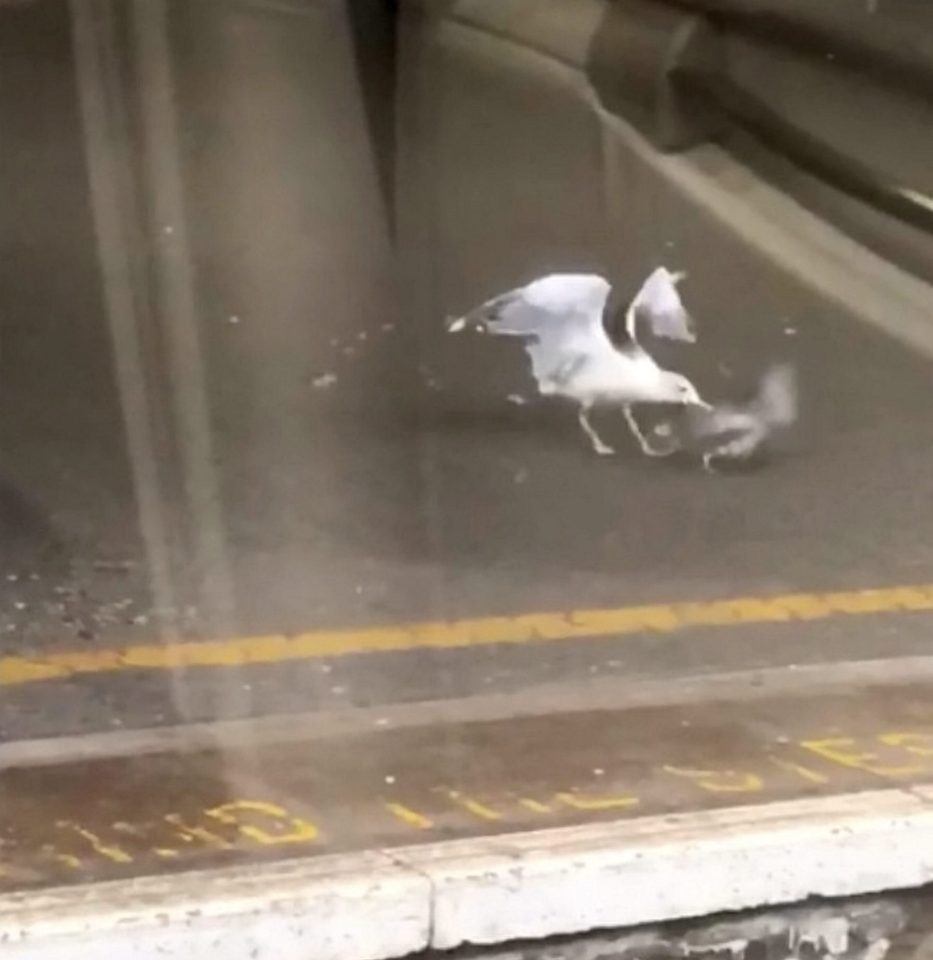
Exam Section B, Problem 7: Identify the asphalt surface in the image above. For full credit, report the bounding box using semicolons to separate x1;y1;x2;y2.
3;0;933;746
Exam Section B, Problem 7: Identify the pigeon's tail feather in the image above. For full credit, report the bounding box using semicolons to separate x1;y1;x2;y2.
753;363;798;428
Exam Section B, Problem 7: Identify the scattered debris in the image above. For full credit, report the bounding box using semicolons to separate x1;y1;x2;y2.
506;393;527;406
357;331;368;342
384;775;396;785
784;325;798;336
228;315;241;325
312;372;338;390
381;322;396;333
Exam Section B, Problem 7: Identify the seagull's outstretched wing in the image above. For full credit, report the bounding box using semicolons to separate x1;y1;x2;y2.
448;274;611;341
625;267;696;345
448;274;615;391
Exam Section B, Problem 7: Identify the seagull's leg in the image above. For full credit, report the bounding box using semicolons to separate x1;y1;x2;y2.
702;452;718;473
622;406;672;457
578;404;615;456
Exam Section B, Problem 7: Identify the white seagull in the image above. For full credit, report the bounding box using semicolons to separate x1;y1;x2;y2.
447;267;710;456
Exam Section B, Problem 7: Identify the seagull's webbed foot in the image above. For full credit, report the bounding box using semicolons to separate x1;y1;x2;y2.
592;438;616;457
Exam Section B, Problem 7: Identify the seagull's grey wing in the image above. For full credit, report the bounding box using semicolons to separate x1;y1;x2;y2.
753;363;798;428
625;266;696;344
488;274;611;342
449;274;616;393
449;274;612;343
515;275;617;390
447;287;522;333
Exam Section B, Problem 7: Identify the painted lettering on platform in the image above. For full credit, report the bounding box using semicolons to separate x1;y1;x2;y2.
5;727;933;886
0;799;323;886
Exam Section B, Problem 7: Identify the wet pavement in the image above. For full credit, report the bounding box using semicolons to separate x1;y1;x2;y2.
3;672;933;893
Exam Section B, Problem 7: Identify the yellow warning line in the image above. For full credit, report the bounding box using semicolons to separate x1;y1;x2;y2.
3;583;933;688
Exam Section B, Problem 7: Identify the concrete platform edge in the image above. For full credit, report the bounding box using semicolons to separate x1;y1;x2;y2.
3;789;933;959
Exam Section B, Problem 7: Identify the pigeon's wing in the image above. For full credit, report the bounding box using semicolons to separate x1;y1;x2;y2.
625;267;696;344
754;363;798;427
686;403;756;439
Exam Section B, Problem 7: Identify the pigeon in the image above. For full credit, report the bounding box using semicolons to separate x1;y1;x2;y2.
685;363;798;471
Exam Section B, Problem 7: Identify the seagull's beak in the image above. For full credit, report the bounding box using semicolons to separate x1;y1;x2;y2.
691;398;714;411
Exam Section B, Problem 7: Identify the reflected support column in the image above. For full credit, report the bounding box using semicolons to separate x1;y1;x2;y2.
69;0;235;647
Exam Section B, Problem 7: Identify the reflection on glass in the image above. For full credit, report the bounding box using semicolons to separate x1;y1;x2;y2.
2;0;933;907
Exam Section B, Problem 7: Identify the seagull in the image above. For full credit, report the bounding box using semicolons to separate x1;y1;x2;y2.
447;267;710;456
684;363;798;471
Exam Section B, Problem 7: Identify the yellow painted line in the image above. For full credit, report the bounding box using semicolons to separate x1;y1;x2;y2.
3;583;933;688
385;803;434;830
